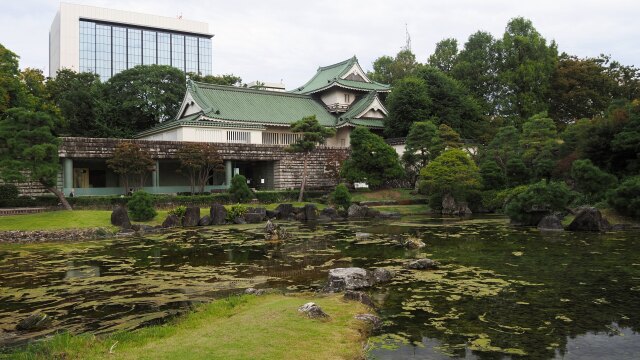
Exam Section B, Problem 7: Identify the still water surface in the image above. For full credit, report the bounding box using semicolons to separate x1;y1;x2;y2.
0;215;638;358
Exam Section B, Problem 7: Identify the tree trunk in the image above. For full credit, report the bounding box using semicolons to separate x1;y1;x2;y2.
45;184;72;211
298;153;308;202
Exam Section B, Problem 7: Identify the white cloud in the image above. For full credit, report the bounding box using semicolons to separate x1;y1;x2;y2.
1;0;638;88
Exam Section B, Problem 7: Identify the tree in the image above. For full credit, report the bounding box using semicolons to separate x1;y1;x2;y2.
497;17;558;124
176;143;224;195
437;124;463;151
341;127;404;188
384;77;430;137
101;65;185;137
549;54;617;125
452;31;500;116
519;113;560;180
505;180;575;225
402;121;441;184
331;184;351;212
287;115;335;202
414;65;484;139
571;159;617;201
127;190;157;221
106;142;155;194
187;73;242;86
368;49;418;85
229;175;254;203
484;125;521;173
0;108;71;210
480;160;506;190
607;176;640;219
428;38;459;73
45;69;103;137
419;149;481;203
0;44;29;114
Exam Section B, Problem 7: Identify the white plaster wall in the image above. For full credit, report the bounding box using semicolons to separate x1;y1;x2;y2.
51;2;211;76
320;88;357;107
326;127;352;147
392;144;406;157
361;109;385;118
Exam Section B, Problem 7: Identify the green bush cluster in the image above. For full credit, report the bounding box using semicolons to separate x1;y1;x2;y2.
168;205;187;219
505;181;575;225
228;175;255;203
127;191;157;221
0;184;19;200
607;176;640;219
226;204;248;222
330;184;351;211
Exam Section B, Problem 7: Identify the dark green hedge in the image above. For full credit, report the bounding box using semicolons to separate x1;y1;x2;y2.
0;190;328;209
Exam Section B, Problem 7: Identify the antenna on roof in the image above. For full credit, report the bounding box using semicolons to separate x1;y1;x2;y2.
177;12;183;19
402;23;412;52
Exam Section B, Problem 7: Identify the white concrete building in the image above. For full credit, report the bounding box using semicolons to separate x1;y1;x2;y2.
49;2;213;80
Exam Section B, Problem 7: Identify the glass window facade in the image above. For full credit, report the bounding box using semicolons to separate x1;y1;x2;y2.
78;20;212;80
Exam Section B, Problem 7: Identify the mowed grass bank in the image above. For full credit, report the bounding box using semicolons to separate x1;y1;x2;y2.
7;294;370;360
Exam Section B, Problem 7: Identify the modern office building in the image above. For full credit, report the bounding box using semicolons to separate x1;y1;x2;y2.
49;3;213;80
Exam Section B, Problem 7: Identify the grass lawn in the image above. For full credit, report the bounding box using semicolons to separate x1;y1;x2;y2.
0;210;169;232
350;189;425;202
8;294;370;360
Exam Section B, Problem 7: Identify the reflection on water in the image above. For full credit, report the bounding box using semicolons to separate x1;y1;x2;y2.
0;215;638;359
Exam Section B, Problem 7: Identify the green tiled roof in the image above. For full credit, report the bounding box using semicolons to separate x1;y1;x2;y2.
336;92;386;129
188;81;338;127
290;56;390;94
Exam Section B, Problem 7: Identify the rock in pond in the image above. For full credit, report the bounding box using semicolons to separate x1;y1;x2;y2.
298;302;329;319
344;290;376;308
403;236;426;249
162;214;181;228
406;258;440;270
442;193;472;216
198;215;212;226
182;206;201;227
347;204;380;219
325;267;375;292
244;288;265;296
110;205;131;229
567;207;611;232
354;313;382;328
303;204;318;221
210;203;227;225
275;204;294;220
372;268;394;283
233;216;246;224
244;212;264;224
16;313;52;331
537;214;564;231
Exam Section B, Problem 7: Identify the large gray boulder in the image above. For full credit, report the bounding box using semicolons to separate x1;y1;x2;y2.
182;206;200;227
325;267;375;292
248;207;267;221
372;268;394;283
110;205;131;229
275;204;294;219
537;214;564;231
162;214;180;228
298;302;329;319
344;290;376;308
210;204;227;225
347;204;380;219
567;207;610;232
244;212;264;224
354;313;382;328
442;194;472;216
198;215;212;226
303;204;318;221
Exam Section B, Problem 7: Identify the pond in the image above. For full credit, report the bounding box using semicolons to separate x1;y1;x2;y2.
0;215;639;359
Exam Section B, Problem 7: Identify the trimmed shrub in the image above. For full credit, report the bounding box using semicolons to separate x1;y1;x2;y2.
127;190;157;221
505;181;575;225
331;184;351;211
226;204;248;222
0;184;19;200
571;159;617;201
607;176;640;219
228;175;254;203
168;205;187;220
480;160;506;190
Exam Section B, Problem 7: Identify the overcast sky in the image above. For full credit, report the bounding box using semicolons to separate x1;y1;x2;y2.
2;0;639;89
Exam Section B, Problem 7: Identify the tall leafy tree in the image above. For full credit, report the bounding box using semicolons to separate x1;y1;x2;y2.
437;124;463;151
497;17;558;124
0;44;28;114
419;149;481;204
45;69;103;137
384;77;431;137
187;73;242;86
415;65;484;139
341;127;404;188
402;120;441;185
176;143;224;195
452;31;500;116
368;50;418;85
287;115;335;202
427;38;459;73
106;142;155;194
101;65;185;137
549;54;617;125
519;112;560;180
0;108;71;210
